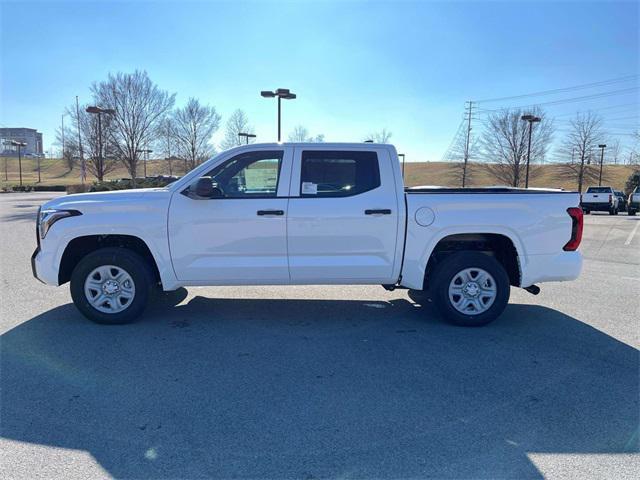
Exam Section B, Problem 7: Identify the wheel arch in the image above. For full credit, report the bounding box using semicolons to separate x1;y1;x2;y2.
421;231;522;290
59;234;162;287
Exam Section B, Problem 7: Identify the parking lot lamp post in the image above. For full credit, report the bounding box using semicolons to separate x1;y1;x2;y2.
136;149;153;178
521;114;541;188
238;132;256;145
261;88;296;142
86;106;115;180
10;140;27;187
598;144;607;186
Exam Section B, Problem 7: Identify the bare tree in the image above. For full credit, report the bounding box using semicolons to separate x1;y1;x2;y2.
172;98;221;171
92;71;175;184
288;125;325;142
480;108;553;187
365;128;392;143
55;125;78;171
156;116;178;175
609;139;621;165
220;109;254;150
446;128;480;187
556;112;605;192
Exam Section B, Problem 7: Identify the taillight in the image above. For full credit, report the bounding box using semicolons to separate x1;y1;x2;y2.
609;194;613;204
564;207;583;251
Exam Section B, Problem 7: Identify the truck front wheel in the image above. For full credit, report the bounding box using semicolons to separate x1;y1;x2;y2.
430;251;510;327
70;247;153;324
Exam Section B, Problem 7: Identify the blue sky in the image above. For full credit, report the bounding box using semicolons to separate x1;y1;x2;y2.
1;0;638;162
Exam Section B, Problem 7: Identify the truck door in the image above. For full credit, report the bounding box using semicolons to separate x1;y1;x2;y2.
168;148;292;283
286;147;401;283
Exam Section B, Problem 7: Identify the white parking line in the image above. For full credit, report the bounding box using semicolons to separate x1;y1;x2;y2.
624;221;640;246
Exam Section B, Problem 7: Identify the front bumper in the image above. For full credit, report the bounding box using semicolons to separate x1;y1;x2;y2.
31;247;45;283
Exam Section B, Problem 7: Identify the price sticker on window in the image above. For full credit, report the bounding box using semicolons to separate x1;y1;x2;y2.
301;182;318;195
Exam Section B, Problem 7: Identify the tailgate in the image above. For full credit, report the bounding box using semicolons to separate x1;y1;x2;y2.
582;193;609;203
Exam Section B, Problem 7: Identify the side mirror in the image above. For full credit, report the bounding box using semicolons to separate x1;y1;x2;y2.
194;177;214;198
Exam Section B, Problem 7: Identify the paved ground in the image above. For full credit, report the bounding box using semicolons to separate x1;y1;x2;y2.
0;192;638;479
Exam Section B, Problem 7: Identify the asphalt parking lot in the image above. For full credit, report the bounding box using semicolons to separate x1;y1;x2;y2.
0;192;638;479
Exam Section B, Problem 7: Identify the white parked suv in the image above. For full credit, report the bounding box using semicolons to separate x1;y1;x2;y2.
32;143;584;326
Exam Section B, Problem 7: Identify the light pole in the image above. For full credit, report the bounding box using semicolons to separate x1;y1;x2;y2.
11;140;27;187
136;148;153;178
86;106;115;181
238;132;256;145
598;144;607;186
521;114;541;188
261;88;296;142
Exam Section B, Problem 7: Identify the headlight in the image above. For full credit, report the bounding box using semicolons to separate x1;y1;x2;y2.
39;208;82;239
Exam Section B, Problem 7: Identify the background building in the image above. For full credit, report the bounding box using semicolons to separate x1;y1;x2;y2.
0;128;43;156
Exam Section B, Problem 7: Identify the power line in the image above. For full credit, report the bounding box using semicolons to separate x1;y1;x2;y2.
473;74;638;104
476;87;639;113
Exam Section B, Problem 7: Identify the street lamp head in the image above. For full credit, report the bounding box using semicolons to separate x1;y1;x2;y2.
521;114;541;122
238;132;256;138
261;90;276;98
10;140;27;147
86;106;116;114
598;144;607;148
275;88;290;95
282;93;296;100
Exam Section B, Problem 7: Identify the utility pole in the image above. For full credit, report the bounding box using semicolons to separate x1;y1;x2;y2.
462;101;473;187
76;96;85;183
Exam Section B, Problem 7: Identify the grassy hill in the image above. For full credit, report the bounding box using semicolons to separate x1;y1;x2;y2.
1;156;637;192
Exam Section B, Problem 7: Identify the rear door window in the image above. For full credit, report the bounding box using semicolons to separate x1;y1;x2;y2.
300;151;380;197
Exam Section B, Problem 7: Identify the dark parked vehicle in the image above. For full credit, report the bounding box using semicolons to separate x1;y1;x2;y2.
615;191;627;212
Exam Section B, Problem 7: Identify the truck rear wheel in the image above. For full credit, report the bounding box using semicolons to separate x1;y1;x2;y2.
430;251;510;327
70;247;153;324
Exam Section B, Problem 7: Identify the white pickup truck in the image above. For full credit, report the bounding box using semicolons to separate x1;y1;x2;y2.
581;186;619;215
32;143;583;326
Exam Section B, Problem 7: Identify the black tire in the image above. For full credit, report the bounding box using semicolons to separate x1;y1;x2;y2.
584;209;590;215
429;251;510;327
70;247;153;324
609;208;615;215
629;210;637;216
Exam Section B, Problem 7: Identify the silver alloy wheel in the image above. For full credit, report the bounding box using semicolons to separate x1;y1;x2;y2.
448;267;497;315
84;265;136;314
